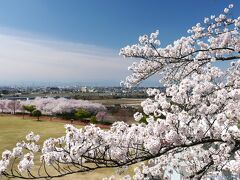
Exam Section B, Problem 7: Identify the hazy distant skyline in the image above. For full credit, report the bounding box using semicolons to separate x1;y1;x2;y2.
0;0;238;86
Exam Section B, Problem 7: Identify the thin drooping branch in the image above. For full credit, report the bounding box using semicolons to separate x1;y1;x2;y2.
120;6;240;87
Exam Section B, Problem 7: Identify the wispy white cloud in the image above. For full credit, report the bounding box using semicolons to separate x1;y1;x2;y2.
0;28;133;86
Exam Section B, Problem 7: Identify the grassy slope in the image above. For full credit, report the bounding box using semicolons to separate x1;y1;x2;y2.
91;98;143;106
0;115;134;180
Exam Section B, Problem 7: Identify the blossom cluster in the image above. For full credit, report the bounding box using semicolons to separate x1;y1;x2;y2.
0;132;40;175
22;97;106;115
0;97;106;115
0;100;21;114
104;63;240;179
120;4;240;87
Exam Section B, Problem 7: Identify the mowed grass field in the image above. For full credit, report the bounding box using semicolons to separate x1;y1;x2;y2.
91;98;143;106
0;114;134;180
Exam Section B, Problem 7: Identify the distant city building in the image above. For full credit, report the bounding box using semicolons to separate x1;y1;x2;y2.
81;86;87;93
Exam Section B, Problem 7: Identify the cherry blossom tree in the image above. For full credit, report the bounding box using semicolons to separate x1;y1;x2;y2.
96;111;107;122
23;97;106;115
0;100;7;113
6;100;21;114
0;4;240;180
0;97;106;116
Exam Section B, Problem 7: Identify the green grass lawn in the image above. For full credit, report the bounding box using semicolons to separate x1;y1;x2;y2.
91;98;143;106
0;114;134;180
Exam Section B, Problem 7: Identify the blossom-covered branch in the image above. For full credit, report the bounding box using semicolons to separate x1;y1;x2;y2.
120;4;240;87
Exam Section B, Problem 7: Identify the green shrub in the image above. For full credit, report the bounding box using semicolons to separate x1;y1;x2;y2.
139;115;148;124
32;110;42;121
57;112;75;120
23;105;36;115
90;116;97;124
74;109;91;119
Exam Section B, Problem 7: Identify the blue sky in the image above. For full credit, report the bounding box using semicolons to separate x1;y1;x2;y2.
0;0;239;86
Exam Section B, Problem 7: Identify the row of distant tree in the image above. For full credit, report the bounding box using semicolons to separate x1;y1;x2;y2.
0;97;107;123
